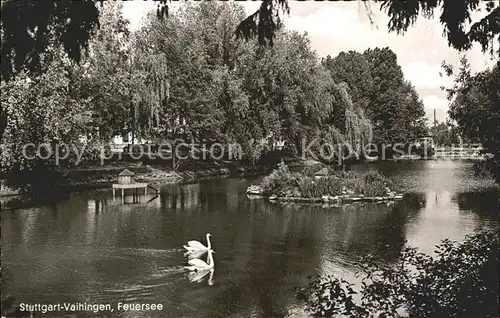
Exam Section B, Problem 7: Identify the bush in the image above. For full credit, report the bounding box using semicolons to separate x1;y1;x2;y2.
260;164;396;198
359;169;395;197
260;161;302;195
1;139;106;195
297;177;342;198
298;276;364;318
298;229;499;318
4;160;68;196
474;154;500;184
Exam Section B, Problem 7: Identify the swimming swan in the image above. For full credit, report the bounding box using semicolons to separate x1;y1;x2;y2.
183;233;212;251
185;249;214;271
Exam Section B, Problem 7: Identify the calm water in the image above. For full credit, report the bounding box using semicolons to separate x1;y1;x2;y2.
2;161;499;317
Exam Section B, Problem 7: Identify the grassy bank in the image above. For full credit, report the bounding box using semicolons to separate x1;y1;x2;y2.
1;158;303;197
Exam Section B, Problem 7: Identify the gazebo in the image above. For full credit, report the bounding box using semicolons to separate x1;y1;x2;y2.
112;169;151;202
118;169;135;185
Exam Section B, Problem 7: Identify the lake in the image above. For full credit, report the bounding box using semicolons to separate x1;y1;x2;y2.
1;161;498;317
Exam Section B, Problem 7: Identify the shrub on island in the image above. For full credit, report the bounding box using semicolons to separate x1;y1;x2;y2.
252;162;400;202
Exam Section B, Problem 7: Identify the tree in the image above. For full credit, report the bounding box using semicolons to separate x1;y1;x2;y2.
444;57;500;182
0;48;94;193
2;0;498;84
322;48;427;150
2;0;497;142
0;3;134;191
364;47;426;144
0;0;101;81
322;51;374;113
132;2;374;166
134;2;244;143
430;122;462;146
0;0;289;84
73;1;132;142
3;0;494;186
1;0;373;171
131;2;258;167
241;31;337;155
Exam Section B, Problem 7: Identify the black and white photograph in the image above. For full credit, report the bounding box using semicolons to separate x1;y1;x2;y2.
1;0;499;317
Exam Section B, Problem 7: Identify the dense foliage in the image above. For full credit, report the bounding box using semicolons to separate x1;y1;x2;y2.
0;3;124;192
259;162;395;198
322;49;427;148
429;122;462;146
2;0;497;84
1;2;383;191
130;2;365;161
0;0;101;81
298;229;499;317
443;57;500;183
1;2;498;191
0;50;96;193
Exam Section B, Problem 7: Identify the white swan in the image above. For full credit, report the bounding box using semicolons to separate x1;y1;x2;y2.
183;233;212;251
185;249;214;271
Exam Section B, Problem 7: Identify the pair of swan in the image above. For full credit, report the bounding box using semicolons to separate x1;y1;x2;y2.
183;233;214;271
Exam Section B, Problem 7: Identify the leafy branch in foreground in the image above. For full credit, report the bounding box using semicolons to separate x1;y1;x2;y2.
0;0;101;81
298;229;499;318
235;0;290;46
377;0;500;55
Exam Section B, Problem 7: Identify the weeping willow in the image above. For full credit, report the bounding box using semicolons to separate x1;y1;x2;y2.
338;83;373;158
131;52;170;139
311;82;372;164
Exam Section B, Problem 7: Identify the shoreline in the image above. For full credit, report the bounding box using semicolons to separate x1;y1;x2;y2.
0;161;287;197
65;164;275;189
247;187;404;205
1;157;495;198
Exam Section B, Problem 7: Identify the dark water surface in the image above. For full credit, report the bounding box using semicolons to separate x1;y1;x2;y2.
2;161;498;317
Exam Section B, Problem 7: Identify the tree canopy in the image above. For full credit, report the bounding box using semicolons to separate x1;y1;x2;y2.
444;57;500;182
0;0;101;81
322;48;427;146
2;0;498;82
429;121;462;146
1;2;378;190
1;1;498;190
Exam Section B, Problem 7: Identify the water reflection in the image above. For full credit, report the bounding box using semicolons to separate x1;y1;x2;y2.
1;162;498;317
403;188;498;254
185;249;210;260
187;268;215;285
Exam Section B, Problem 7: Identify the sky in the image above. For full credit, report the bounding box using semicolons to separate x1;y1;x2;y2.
122;1;495;125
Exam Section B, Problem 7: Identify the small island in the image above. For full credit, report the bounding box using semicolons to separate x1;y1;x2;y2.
247;162;403;204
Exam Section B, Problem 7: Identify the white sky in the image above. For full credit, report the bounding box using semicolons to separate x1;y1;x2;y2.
122;1;495;124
